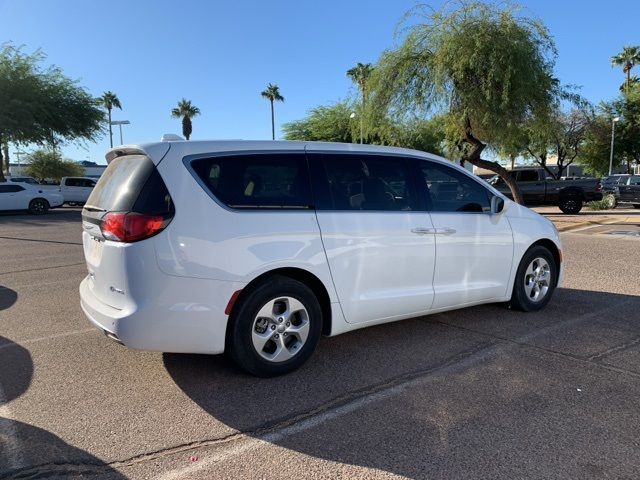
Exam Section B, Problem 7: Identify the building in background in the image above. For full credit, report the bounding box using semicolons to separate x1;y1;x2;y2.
7;160;107;179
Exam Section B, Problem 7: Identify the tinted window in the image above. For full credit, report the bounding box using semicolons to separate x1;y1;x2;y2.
86;155;155;211
65;178;81;187
0;185;25;193
629;176;640;185
191;153;311;209
516;170;539;182
315;154;416;211
419;162;491;213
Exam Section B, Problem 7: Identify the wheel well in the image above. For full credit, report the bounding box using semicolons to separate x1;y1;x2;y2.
530;239;561;281
231;268;333;336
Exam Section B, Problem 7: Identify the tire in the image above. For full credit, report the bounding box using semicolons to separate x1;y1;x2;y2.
510;245;557;312
634;204;640;209
28;198;50;215
226;275;323;377
558;197;583;214
603;194;617;209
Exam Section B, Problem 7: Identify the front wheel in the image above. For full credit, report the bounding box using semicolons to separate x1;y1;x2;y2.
226;276;322;377
558;197;583;214
510;246;557;312
28;198;49;215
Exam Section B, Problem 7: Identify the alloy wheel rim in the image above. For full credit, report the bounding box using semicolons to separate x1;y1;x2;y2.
524;257;551;302
251;296;310;363
33;201;44;212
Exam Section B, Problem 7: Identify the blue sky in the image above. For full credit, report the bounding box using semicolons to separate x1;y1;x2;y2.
2;0;639;164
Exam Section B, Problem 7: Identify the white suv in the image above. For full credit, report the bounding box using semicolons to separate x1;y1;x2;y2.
80;139;563;376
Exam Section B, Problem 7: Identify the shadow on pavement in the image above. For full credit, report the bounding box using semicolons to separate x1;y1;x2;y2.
0;208;82;226
0;287;17;311
0;336;126;479
164;287;640;478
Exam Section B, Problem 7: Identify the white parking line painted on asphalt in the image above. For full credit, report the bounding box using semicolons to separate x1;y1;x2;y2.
156;297;633;480
0;329;98;352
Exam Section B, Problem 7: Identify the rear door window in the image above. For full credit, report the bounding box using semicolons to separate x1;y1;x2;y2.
190;153;311;209
0;185;25;193
310;153;417;211
516;170;539;182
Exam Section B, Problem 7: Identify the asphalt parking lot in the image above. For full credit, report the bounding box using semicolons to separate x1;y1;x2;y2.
1;208;640;479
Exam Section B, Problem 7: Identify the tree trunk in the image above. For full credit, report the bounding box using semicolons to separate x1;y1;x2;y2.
0;131;5;182
182;116;192;140
270;100;275;140
462;118;524;204
3;142;9;174
108;108;113;148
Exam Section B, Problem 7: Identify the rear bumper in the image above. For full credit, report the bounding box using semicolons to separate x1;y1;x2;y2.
79;275;243;354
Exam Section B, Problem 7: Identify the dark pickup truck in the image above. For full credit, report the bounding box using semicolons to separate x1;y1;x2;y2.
489;168;602;214
618;175;640;208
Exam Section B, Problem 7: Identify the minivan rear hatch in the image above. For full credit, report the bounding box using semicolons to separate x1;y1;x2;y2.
82;153;174;309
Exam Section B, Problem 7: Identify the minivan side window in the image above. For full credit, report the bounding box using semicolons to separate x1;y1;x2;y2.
190;153;312;209
313;153;416;211
419;161;492;213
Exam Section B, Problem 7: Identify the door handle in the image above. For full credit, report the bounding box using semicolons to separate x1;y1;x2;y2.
435;227;456;235
411;227;435;235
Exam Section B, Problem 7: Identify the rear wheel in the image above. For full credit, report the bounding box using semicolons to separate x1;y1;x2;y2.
603;194;617;209
226;276;322;377
558;197;583;214
28;198;49;215
510;246;557;312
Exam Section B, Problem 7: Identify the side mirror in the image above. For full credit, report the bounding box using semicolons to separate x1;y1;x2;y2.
491;196;505;214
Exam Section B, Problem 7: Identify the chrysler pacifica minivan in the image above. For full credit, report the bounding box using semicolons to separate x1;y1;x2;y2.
80;138;563;376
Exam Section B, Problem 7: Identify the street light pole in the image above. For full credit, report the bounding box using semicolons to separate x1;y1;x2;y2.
608;117;620;176
110;120;131;146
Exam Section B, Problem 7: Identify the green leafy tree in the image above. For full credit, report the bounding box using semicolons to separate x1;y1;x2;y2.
24;149;84;182
611;46;640;95
261;84;285;140
283;102;354;143
0;43;104;182
524;104;593;179
98;91;122;148
607;87;640;173
347;63;374;143
283;101;446;155
579;115;617;176
369;2;559;204
171;99;200;140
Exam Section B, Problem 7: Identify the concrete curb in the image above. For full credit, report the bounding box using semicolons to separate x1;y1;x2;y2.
553;215;640;233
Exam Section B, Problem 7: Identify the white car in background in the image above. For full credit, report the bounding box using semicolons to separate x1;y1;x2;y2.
0;182;64;214
80;139;563;377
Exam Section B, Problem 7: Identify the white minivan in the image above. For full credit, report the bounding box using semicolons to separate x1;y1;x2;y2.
80;139;563;376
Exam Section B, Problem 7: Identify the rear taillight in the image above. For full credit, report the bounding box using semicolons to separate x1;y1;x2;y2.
101;212;168;242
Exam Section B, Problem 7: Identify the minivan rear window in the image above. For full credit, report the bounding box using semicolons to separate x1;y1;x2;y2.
86;155;156;212
190;153;312;209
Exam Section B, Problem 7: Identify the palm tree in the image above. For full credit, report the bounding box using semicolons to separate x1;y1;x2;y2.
620;75;639;93
261;84;284;140
346;62;374;143
98;91;122;148
171;99;200;140
611;46;640;94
